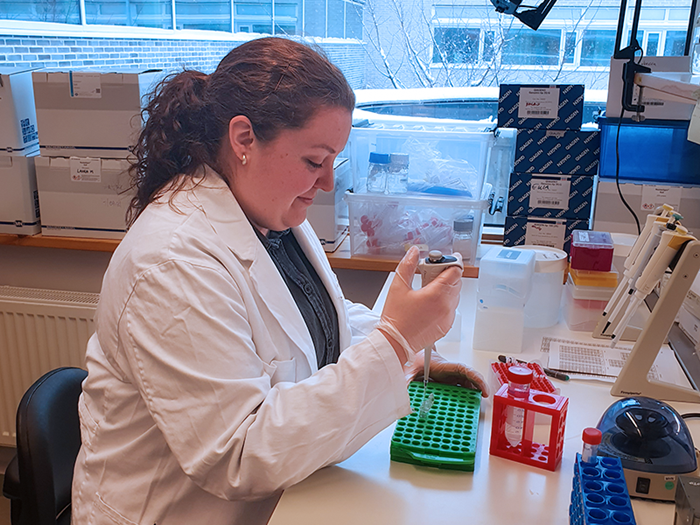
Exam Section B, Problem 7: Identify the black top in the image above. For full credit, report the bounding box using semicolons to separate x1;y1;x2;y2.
256;228;340;368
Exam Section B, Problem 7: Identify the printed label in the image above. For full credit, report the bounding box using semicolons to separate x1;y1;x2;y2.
518;87;560;119
640;185;681;212
70;158;101;183
530;178;570;209
497;249;521;260
525;220;565;249
70;72;102;98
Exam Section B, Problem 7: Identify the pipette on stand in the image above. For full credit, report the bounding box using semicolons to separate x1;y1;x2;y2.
610;226;695;347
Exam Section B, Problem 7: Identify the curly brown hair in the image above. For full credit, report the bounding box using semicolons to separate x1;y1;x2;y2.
127;37;355;225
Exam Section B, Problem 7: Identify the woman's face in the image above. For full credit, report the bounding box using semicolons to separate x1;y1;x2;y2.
229;106;352;235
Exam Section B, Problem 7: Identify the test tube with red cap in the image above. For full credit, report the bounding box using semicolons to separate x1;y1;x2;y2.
505;366;533;447
581;427;602;463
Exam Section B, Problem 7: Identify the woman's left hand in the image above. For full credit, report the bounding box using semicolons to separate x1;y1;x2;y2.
405;349;489;398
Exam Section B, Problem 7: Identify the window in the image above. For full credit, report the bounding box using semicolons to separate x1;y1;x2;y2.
433;27;480;64
664;31;687;55
502;29;561;66
1;0;81;23
85;0;172;28
580;29;616;67
646;32;660;55
564;31;576;64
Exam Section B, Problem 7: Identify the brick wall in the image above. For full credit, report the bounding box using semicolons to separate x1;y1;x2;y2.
0;34;366;88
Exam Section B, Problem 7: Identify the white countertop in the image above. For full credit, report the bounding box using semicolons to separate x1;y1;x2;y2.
269;277;700;525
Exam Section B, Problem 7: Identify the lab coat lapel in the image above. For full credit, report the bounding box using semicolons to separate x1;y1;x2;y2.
191;168;318;371
293;222;352;351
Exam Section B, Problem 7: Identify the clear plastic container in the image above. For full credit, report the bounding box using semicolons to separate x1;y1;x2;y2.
505;366;533;448
367;152;391;193
345;184;491;260
472;247;536;353
346;124;494;198
563;274;615;331
570;230;614;272
387;153;408;194
513;246;567;328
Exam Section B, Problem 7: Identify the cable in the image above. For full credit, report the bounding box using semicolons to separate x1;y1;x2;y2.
614;47;644;235
681;413;700;419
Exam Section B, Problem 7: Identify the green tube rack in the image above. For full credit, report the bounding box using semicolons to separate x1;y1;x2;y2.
390;381;482;471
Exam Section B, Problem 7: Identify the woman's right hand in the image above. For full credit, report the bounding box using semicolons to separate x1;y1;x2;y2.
376;246;462;362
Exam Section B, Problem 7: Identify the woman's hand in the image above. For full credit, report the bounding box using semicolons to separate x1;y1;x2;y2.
405;349;489;397
376;246;462;363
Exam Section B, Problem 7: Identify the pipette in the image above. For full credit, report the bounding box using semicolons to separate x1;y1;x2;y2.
417;250;464;411
610;226;695;347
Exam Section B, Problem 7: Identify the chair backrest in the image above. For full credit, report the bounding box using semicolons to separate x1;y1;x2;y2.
15;367;87;525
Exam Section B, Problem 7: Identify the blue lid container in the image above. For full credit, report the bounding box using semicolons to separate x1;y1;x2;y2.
368;152;391;164
598;117;700;185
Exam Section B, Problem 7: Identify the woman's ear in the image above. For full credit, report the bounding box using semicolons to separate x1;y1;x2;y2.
227;115;255;163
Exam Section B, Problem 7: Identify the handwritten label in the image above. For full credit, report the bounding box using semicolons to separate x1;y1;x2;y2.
70;72;102;99
518;87;560;119
530;178;570;209
70;158;101;183
525;220;565;249
640;185;681;212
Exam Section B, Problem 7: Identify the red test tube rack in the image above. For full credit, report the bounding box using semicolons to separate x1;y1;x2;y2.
489;384;569;472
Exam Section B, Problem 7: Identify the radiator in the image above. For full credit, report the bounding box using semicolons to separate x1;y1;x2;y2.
0;285;98;447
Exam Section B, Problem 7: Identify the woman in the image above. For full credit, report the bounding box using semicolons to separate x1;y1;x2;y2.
71;37;487;525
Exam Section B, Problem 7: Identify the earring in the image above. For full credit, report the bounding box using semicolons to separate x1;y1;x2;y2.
241;154;247;166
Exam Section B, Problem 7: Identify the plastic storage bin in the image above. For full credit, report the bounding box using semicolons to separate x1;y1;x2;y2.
472;246;536;353
346;123;494;199
345;184;491;263
563;274;615;331
570;231;614;272
598;117;700;185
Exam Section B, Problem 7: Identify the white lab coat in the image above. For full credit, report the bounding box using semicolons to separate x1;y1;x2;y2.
71;168;411;525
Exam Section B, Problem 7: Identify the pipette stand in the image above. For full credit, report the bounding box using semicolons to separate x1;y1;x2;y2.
489;384;568;472
611;239;700;403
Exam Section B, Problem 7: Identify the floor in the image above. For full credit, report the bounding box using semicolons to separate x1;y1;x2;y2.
0;447;14;525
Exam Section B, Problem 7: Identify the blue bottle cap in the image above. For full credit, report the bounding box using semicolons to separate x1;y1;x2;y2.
369;152;391;164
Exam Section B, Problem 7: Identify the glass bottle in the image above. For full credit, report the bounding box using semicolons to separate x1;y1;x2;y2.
386;153;409;194
367;152;391;193
504;366;533;448
452;215;475;264
581;427;602;464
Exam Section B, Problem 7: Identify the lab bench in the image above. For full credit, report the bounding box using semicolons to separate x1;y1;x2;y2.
0;232;503;278
267;276;700;525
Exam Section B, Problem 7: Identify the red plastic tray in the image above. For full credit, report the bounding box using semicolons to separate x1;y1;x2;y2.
490;361;555;394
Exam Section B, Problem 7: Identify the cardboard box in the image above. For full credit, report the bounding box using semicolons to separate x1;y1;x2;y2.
606;56;693;121
514;129;600;175
0;68;39;156
507;172;595;220
504;216;589;253
307;158;352;252
32;70;162;158
34;156;134;239
498;84;585;130
593;179;700;237
678;305;700;350
0;155;41;234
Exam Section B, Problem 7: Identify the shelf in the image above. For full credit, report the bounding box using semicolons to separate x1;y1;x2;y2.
634;72;700;105
0;233;482;278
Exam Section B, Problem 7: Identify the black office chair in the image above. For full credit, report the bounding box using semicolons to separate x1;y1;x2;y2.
2;367;88;525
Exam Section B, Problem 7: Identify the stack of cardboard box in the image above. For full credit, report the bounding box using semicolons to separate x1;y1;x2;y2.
32;70;161;239
498;84;600;253
0;68;41;235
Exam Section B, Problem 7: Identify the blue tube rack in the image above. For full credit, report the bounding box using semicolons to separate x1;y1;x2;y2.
569;454;636;525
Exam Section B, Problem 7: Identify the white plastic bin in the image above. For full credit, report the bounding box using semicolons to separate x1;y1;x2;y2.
346;123;494;199
345;184;491;263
